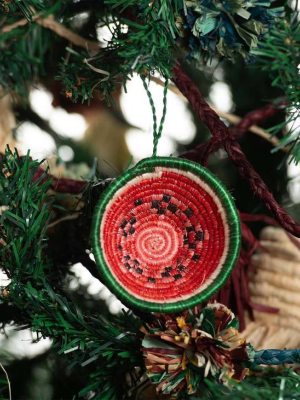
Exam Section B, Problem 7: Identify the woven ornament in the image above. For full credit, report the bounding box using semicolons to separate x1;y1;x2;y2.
92;157;240;312
243;226;300;350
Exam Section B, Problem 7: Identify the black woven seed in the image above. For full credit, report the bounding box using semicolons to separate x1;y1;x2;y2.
124;255;130;260
148;277;156;283
124;263;131;270
157;208;166;215
161;272;170;278
151;200;161;209
123;231;127;237
189;243;196;249
167;203;178;213
192;255;200;261
184;240;189;245
120;219;127;229
178;265;185;271
184;208;193;217
129;226;135;235
184;234;189;241
163;194;171;203
133;259;140;265
196;232;204;241
134;199;142;206
117;245;122;250
174;274;182;280
187;226;195;232
165;266;172;272
130;217;137;224
136;267;143;274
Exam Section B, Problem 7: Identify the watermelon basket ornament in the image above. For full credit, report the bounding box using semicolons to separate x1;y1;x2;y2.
92;78;241;312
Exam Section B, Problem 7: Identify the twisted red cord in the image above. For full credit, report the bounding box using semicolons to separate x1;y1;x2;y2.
172;63;300;238
180;90;283;164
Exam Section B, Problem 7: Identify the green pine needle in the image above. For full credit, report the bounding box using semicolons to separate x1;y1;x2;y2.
252;9;300;163
0;148;143;399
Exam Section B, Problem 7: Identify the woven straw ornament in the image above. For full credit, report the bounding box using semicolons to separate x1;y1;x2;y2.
243;226;300;350
92;157;240;312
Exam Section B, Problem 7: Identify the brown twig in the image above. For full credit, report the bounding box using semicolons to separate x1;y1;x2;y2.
2;14;100;52
172;63;300;238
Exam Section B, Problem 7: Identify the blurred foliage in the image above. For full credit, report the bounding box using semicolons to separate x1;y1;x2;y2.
252;9;300;163
0;148;143;399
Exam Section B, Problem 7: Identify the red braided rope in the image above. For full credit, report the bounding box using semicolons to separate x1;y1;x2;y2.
172;63;300;238
179;103;282;165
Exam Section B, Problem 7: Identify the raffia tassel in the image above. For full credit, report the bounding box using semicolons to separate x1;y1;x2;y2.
251;253;300;278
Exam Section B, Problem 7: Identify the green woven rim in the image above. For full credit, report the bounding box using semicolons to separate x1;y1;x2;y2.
92;157;241;313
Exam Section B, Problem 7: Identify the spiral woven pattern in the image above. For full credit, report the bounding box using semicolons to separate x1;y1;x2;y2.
92;158;240;312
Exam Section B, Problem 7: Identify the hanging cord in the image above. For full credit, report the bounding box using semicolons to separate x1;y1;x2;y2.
141;76;169;157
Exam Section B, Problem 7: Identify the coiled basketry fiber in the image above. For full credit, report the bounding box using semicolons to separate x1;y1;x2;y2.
243;226;300;350
92;157;240;312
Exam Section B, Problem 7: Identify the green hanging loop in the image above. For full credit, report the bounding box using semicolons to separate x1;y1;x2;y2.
141;76;169;157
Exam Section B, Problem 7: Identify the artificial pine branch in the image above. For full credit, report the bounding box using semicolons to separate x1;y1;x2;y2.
0;148;144;399
252;9;300;162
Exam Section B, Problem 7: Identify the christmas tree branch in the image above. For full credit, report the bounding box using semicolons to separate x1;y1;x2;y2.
252;9;300;162
0;153;86;194
2;14;100;52
172;63;300;238
0;148;143;399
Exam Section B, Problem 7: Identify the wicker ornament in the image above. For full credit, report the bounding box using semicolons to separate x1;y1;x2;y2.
243;226;300;350
92;157;240;312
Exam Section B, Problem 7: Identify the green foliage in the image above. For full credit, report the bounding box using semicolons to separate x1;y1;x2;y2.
0;148;143;399
0;0;285;104
0;147;52;284
59;4;175;104
202;367;300;399
1;148;300;399
0;0;46;20
252;10;300;163
0;24;50;98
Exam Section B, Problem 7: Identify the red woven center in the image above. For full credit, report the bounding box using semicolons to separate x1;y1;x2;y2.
100;168;227;302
